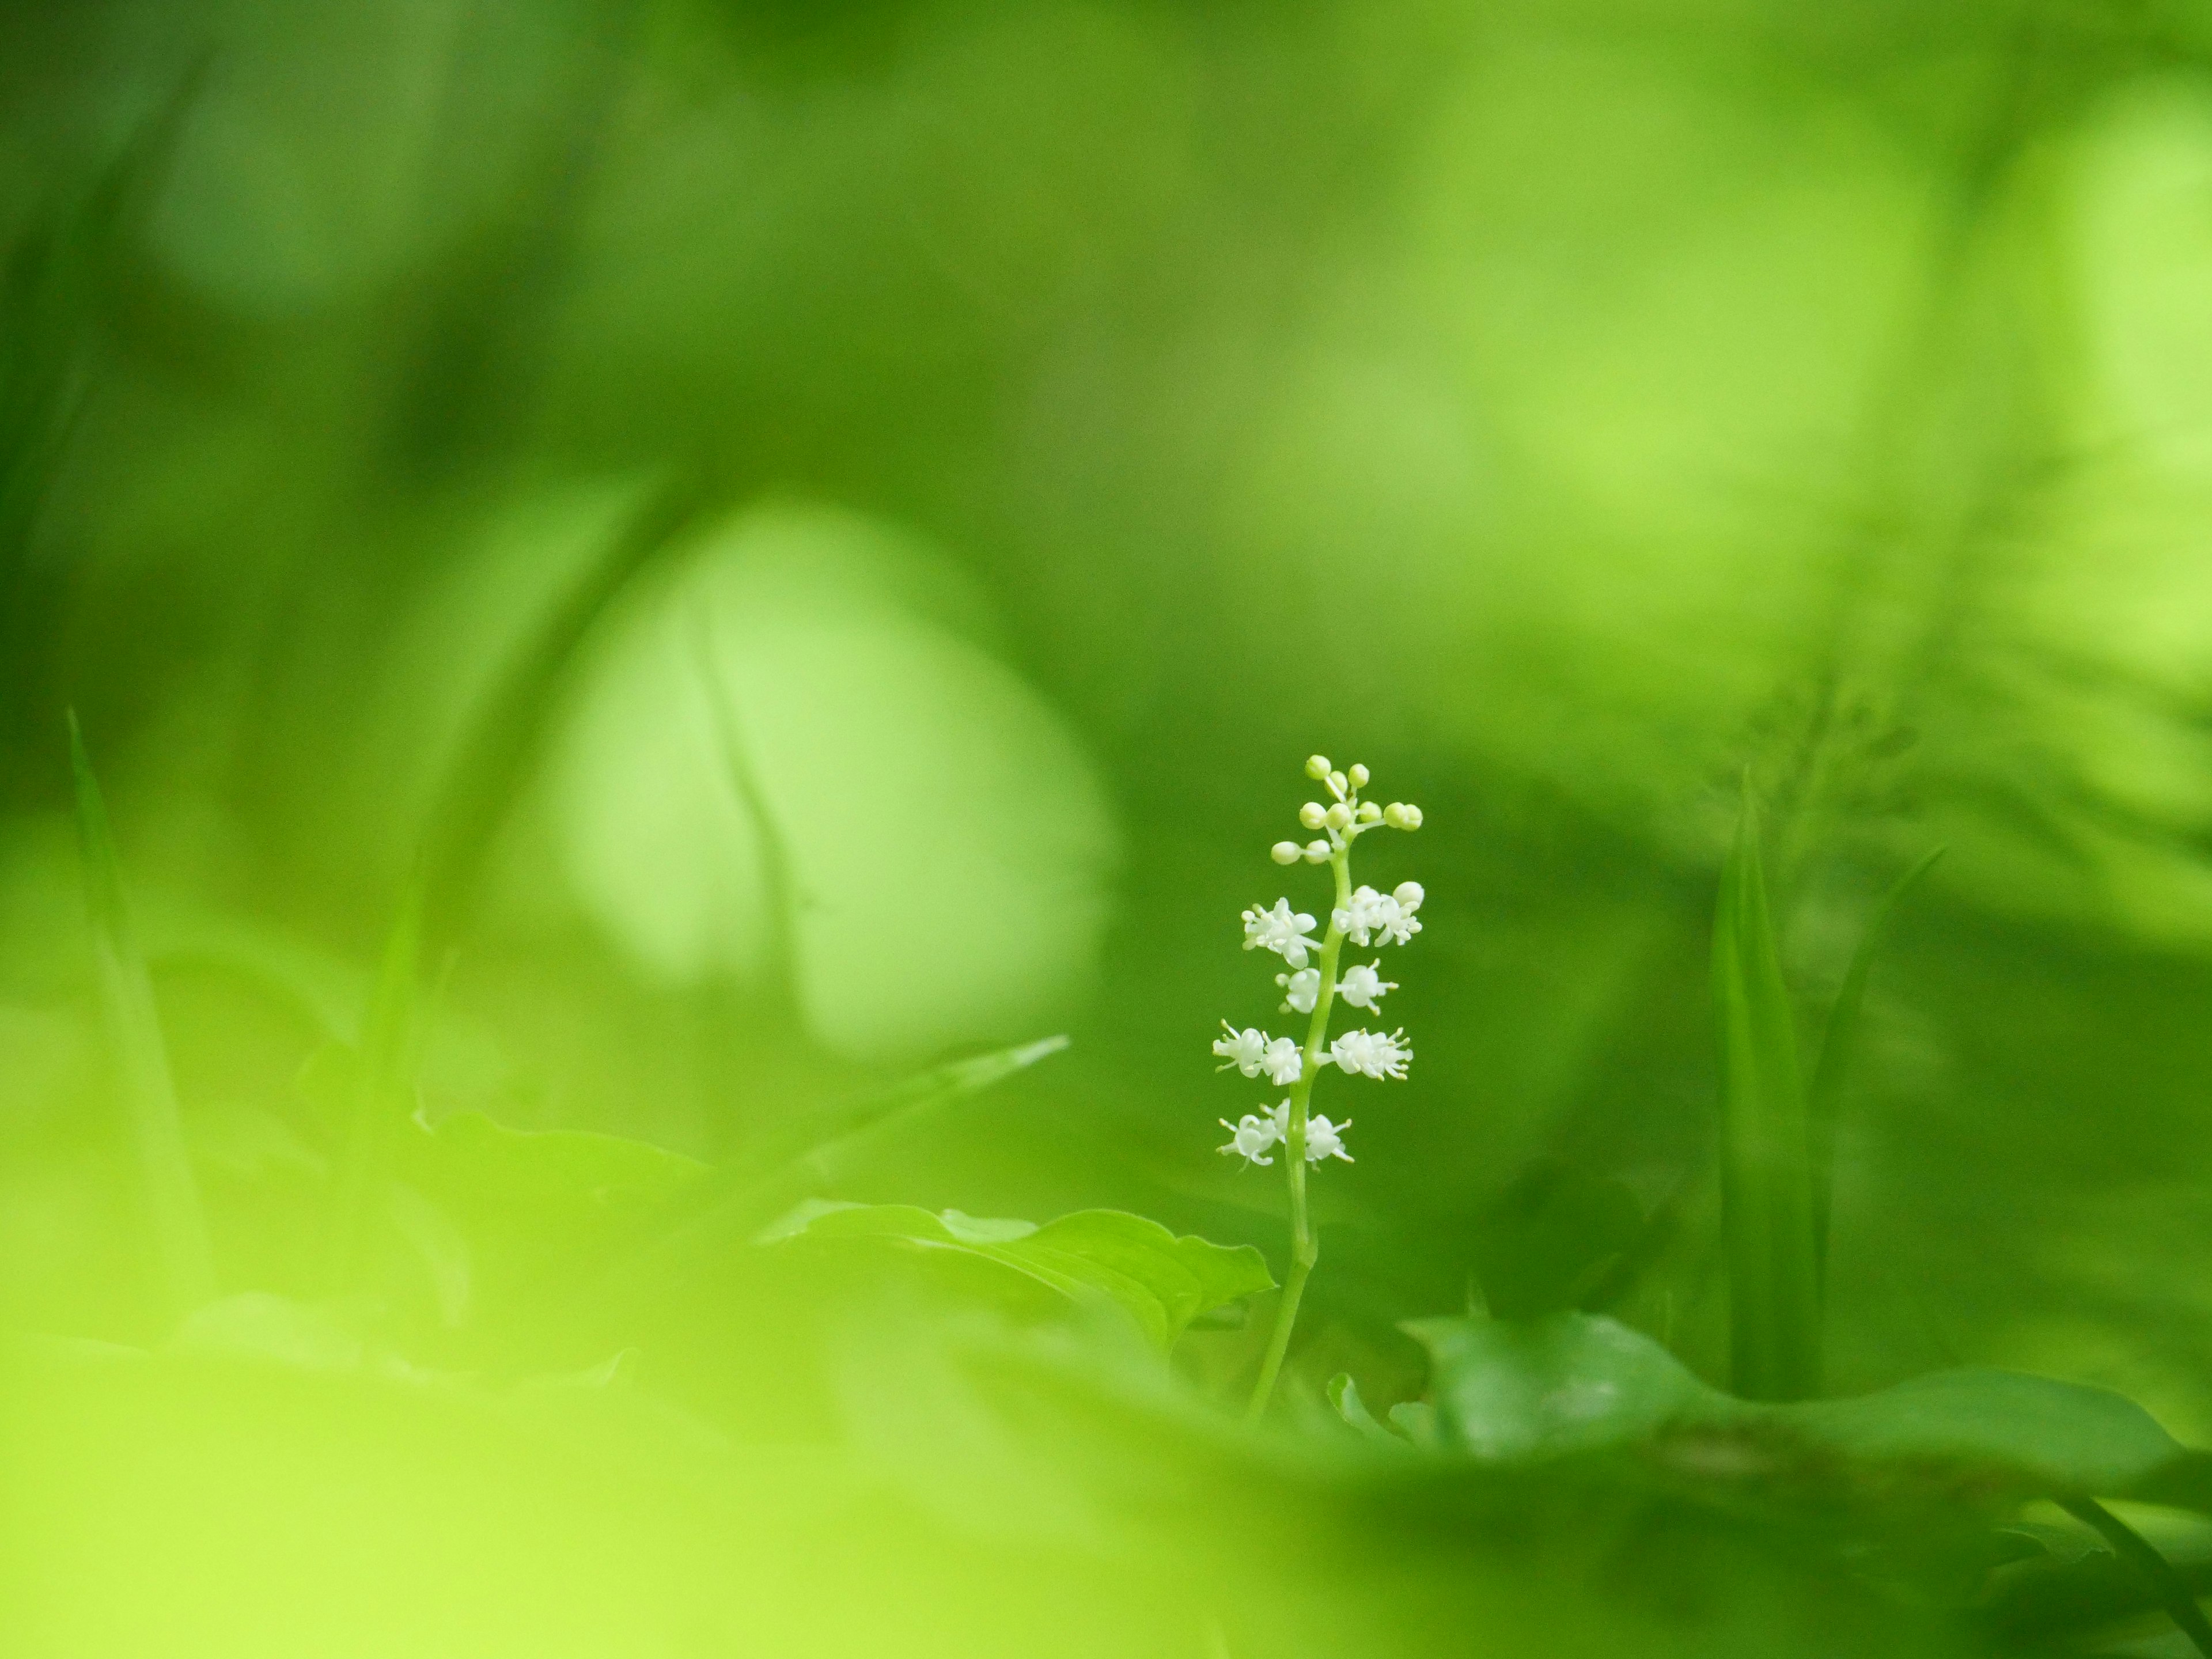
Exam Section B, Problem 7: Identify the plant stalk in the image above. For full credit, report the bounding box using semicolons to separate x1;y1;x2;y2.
1245;843;1351;1421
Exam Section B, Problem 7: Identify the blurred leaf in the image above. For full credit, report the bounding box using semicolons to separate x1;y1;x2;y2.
387;1181;472;1329
1468;1158;1643;1321
1713;781;1820;1401
69;713;215;1324
1413;1310;2212;1517
765;1202;1273;1350
1411;1310;1713;1463
1806;847;1942;1272
320;880;424;1296
1327;1372;1414;1451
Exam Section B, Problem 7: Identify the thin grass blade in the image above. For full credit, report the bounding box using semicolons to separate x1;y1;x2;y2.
1806;846;1943;1274
69;712;216;1324
1711;778;1820;1401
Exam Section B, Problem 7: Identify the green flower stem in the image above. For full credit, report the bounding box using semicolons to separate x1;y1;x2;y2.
1245;840;1352;1421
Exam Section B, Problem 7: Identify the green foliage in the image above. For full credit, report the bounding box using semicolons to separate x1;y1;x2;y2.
69;714;215;1325
764;1201;1274;1350
1412;1310;2206;1514
1712;782;1821;1401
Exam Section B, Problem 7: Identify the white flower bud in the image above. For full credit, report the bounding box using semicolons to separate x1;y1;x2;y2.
1270;840;1302;865
1324;802;1352;831
1393;881;1425;912
1384;802;1422;830
1348;763;1370;789
1297;801;1327;830
1356;801;1382;824
1305;755;1332;780
1327;770;1348;797
1302;840;1330;863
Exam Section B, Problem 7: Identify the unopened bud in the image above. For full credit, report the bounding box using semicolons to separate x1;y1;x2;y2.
1356;801;1382;824
1302;840;1331;863
1298;801;1327;830
1305;755;1332;781
1384;802;1420;830
1324;802;1352;831
1327;770;1349;798
1348;763;1370;789
1270;840;1303;865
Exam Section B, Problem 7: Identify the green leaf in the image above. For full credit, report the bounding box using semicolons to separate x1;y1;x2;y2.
1468;1158;1643;1320
1328;1373;1417;1450
567;1035;1070;1296
1805;847;1942;1274
69;711;217;1324
765;1203;1274;1350
1412;1310;2212;1514
1711;778;1820;1400
1410;1311;1719;1462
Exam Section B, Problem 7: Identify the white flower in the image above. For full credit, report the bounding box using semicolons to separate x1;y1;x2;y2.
1260;1037;1305;1086
1333;882;1424;947
1304;1113;1353;1163
1337;960;1396;1011
1332;885;1391;946
1377;881;1425;945
1327;1028;1412;1081
1276;967;1320;1014
1211;1023;1270;1075
1219;1098;1293;1166
1218;1111;1282;1166
1242;897;1320;967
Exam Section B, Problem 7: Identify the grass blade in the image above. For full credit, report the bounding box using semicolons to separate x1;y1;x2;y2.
1806;846;1942;1275
320;876;427;1296
1711;777;1820;1402
68;713;216;1325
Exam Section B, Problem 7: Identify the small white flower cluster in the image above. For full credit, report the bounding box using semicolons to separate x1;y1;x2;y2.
1217;1100;1352;1168
1214;755;1425;1169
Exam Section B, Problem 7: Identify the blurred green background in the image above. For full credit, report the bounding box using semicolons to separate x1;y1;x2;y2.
12;0;2212;1653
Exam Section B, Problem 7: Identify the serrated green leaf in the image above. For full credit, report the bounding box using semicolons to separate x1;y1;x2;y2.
767;1203;1274;1350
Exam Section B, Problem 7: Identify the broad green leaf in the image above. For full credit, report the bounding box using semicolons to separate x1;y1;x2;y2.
1410;1311;1717;1463
1413;1310;2212;1516
69;713;216;1324
1711;779;1820;1400
764;1202;1274;1350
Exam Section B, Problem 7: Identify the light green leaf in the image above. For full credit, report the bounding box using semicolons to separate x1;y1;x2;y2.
766;1202;1274;1350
